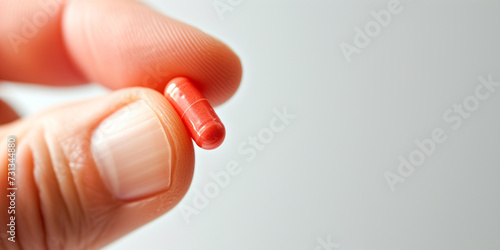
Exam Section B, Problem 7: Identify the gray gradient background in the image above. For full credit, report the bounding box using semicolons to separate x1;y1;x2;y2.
1;0;499;249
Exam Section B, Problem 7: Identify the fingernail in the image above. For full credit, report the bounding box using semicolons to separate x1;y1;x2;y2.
91;100;172;200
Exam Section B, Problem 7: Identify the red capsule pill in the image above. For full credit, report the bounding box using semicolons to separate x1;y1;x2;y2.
164;77;226;150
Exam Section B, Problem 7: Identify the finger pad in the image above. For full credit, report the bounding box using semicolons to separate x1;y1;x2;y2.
63;0;242;106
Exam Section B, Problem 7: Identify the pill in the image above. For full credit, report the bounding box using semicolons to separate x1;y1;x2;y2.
164;77;226;150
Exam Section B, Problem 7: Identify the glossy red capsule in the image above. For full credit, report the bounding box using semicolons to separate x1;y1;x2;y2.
164;77;226;150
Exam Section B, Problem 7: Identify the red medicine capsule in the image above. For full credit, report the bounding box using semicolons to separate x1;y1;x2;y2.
164;77;226;150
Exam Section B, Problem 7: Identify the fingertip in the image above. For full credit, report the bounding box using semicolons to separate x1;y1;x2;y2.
63;0;242;105
0;87;197;249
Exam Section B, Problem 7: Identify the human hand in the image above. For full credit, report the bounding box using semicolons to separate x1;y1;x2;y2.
0;0;242;249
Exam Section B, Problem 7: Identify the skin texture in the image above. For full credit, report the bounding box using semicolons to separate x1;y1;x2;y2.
0;0;242;249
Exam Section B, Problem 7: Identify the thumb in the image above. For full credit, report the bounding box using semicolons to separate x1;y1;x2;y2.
0;88;194;249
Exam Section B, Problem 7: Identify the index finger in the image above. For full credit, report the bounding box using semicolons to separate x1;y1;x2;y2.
0;0;242;106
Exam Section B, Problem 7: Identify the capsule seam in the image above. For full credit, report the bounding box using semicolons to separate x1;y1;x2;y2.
181;98;208;119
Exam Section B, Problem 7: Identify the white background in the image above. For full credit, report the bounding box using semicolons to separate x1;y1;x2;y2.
1;1;500;249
